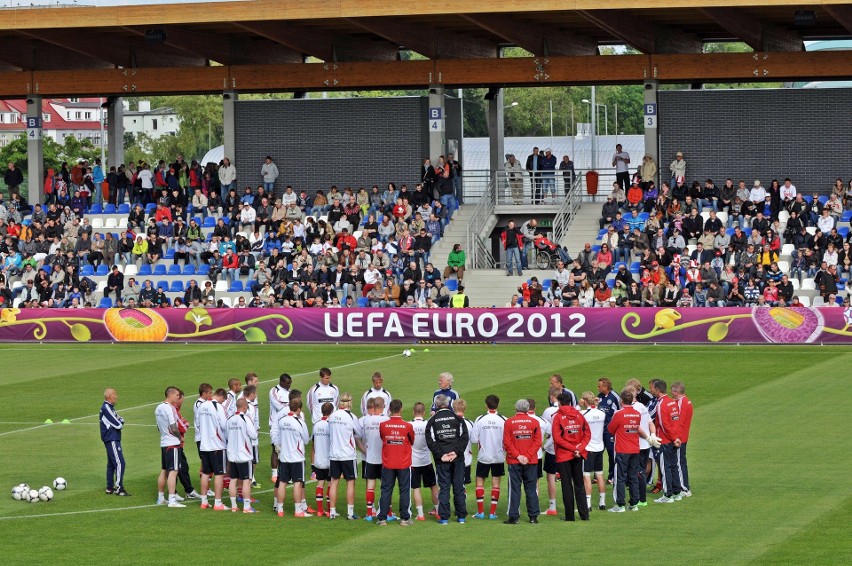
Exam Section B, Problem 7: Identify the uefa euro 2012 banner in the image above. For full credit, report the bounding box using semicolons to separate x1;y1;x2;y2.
2;306;852;344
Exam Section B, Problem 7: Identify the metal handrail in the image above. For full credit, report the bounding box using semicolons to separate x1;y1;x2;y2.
466;172;497;268
552;175;584;247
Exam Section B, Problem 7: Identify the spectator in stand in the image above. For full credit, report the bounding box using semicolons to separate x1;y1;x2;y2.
612;144;631;192
668;152;685;188
505;154;524;205
640;154;657;191
559;155;576;194
502;221;524;277
600;196;619;229
260;156;279;193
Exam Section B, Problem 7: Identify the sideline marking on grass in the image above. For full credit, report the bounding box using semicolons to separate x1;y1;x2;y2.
0;353;402;437
0;483;309;521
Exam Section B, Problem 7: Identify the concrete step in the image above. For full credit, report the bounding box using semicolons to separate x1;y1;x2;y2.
458;268;552;307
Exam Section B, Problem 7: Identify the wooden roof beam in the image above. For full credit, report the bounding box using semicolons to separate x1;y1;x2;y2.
823;5;852;36
0;39;113;71
700;8;803;52
578;9;702;54
19;30;121;67
350;17;498;59
122;26;234;65
234;21;398;62
461;13;596;56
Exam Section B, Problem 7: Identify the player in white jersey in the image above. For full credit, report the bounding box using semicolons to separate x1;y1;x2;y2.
241;385;260;485
223;378;242;419
409;402;439;520
360;372;393;416
269;373;292;483
629;383;655;506
311;402;334;517
226;398;259;513
197;388;228;510
453;399;474;484
327;393;365;520
471;395;506;519
193;383;213;457
541;387;561;515
155;386;185;508
271;398;312;518
307;367;339;424
579;391;607;510
360;397;390;520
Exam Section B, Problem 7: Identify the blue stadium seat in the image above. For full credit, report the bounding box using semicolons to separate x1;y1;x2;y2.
638;212;649;222
203;216;216;227
445;279;459;292
614;262;626;272
164;249;175;259
743;228;752;237
205;233;213;242
169;281;184;292
229;281;244;292
630;262;640;270
182;265;196;275
818;195;829;206
22;219;31;226
542;279;552;289
803;195;813;204
145;203;157;214
591;245;601;253
98;297;112;308
607;279;615;288
104;204;116;214
357;297;370;307
842;210;852;223
221;217;230;224
197;264;210;275
193;216;203;226
89;204;103;214
96;264;109;276
155;280;169;291
726;227;736;236
153;264;167;275
138;264;152;276
80;265;94;276
168;264;181;275
839;227;850;238
118;204;131;214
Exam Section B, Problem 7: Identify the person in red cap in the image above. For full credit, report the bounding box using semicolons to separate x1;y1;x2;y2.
551;392;590;521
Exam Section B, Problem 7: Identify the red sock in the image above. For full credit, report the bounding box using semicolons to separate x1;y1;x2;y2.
490;488;500;515
316;487;324;513
366;488;375;517
476;487;485;514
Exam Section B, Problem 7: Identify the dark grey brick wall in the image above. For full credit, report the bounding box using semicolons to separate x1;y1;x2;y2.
659;89;852;193
234;96;461;197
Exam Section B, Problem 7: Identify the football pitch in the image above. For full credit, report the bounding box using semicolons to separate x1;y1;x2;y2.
0;343;850;565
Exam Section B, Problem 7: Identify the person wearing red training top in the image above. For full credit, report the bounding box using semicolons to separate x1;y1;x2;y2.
650;379;683;503
376;399;415;526
607;389;652;513
551;392;591;522
502;399;542;525
671;381;693;497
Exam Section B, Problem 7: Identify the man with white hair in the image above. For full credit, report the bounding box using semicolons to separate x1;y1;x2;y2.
502;399;542;524
431;372;459;414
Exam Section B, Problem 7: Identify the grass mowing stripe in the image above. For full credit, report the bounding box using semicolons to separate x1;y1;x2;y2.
0;352;403;437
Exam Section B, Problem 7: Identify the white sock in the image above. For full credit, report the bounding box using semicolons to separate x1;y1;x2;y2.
244;500;251;510
158;492;164;501
300;499;307;510
347;504;354;517
416;505;424;517
201;496;208;505
272;469;278;480
330;507;337;515
549;498;556;510
599;492;606;505
230;496;237;508
214;498;222;506
295;503;300;513
586;495;591;508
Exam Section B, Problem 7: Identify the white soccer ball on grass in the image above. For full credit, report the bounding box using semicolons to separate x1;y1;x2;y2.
403;349;411;357
53;477;67;491
28;489;39;503
11;485;25;500
38;487;54;501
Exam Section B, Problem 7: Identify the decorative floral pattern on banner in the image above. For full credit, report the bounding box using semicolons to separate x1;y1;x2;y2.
1;307;852;344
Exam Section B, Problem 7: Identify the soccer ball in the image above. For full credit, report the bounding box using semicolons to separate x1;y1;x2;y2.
53;477;67;491
11;485;25;500
38;487;54;501
28;489;39;503
402;349;411;357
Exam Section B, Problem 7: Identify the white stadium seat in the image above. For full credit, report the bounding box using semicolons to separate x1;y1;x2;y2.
214;280;228;293
781;244;795;257
798;296;811;307
801;279;816;290
124;265;138;276
91;218;104;229
104;218;118;229
791;279;800;290
777;261;789;273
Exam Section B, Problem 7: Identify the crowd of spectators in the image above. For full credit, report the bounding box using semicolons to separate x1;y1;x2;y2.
0;154;464;310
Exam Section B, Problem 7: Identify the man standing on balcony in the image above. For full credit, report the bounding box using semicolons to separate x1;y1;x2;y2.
526;148;542;205
505;154;524;205
540;149;557;205
612;144;631;192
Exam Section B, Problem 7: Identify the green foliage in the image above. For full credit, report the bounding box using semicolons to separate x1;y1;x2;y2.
0;133;98;172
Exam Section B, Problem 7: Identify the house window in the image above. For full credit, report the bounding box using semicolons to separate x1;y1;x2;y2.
69;97;79;103
75;112;81;120
85;112;92;120
152;119;158;130
42;113;51;123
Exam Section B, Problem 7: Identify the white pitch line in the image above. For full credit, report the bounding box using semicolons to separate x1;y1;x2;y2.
0;482;313;521
0;353;402;437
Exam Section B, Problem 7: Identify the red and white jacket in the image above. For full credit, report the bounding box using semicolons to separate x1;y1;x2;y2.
655;394;682;445
503;412;542;465
551;405;591;463
676;395;693;443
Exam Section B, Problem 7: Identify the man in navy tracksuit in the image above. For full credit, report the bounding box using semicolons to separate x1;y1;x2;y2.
100;388;130;496
597;378;621;483
425;394;469;524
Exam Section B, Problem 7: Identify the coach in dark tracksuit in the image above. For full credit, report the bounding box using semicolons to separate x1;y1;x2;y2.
100;388;129;496
426;394;469;523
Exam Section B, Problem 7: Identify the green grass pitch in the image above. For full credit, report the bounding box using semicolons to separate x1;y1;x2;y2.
0;343;850;565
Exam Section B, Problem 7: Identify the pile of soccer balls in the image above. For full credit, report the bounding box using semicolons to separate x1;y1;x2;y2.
10;477;66;503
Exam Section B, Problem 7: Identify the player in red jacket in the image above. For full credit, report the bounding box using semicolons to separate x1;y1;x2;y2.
651;379;683;503
502;399;542;524
607;389;652;512
377;399;415;526
551;393;591;521
672;381;693;497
